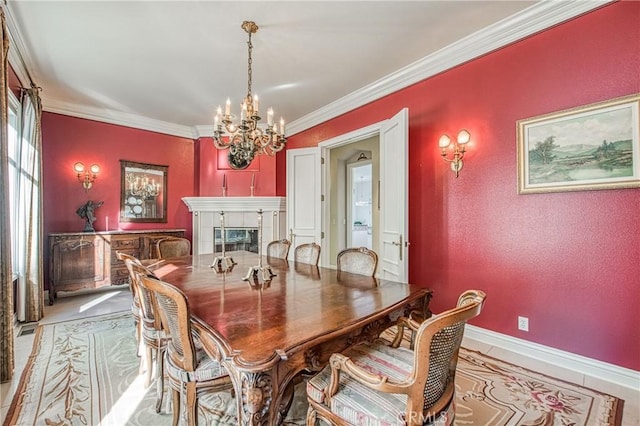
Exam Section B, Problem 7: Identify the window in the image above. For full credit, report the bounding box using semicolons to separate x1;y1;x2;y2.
7;91;20;280
7;90;41;284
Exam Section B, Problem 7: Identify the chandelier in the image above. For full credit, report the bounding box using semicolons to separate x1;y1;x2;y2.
212;21;286;170
127;173;160;199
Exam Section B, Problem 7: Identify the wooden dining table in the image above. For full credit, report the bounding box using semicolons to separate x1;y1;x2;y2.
147;251;432;425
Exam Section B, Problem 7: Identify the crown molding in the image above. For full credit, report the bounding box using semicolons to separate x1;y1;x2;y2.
4;1;612;138
194;125;215;139
286;0;612;136
4;3;34;87
43;97;198;139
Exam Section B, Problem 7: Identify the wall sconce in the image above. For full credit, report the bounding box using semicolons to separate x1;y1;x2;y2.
438;129;471;178
74;162;100;192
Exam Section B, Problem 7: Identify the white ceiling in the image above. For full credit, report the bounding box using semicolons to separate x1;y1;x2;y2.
4;1;606;138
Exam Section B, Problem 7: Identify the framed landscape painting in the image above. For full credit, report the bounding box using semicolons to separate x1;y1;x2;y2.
517;94;640;194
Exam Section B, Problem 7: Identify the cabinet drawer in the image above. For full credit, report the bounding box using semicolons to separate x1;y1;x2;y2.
110;267;131;285
111;237;140;249
111;248;141;265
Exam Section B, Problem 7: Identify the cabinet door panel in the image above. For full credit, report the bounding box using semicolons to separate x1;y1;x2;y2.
52;238;106;285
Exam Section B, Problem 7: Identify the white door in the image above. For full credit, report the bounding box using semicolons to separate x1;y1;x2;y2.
286;147;322;261
379;108;409;282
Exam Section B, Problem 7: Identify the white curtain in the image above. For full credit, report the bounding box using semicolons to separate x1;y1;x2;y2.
15;86;43;322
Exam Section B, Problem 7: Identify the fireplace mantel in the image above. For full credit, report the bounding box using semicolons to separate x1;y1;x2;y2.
182;197;287;256
182;196;286;213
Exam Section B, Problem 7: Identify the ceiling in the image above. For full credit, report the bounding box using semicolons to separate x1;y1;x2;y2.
4;1;605;138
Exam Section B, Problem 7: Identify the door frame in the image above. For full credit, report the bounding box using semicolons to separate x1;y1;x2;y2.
318;121;386;268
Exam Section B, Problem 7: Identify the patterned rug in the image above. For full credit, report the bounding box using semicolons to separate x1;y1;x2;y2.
4;312;622;425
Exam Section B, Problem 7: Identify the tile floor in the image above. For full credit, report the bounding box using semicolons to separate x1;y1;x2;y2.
1;288;638;425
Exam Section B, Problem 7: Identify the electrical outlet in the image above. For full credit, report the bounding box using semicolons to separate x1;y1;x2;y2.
518;316;529;332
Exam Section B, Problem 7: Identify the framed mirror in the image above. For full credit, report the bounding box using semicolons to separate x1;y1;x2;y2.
120;160;168;223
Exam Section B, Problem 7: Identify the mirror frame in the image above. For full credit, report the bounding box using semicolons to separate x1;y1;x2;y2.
120;160;168;223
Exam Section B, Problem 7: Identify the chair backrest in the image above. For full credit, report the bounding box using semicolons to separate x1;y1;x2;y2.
293;243;321;265
336;247;378;276
411;290;486;417
156;237;191;259
117;251;143;296
266;239;291;259
116;251;140;265
126;261;161;329
140;275;198;372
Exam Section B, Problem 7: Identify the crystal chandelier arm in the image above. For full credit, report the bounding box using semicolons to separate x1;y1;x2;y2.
213;134;233;150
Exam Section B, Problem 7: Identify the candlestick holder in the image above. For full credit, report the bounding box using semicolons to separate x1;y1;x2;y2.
211;211;236;272
243;209;275;283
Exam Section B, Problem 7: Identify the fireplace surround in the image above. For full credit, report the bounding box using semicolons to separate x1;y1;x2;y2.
182;197;286;256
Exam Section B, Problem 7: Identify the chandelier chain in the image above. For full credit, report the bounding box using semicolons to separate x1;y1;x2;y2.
247;32;253;100
212;20;287;170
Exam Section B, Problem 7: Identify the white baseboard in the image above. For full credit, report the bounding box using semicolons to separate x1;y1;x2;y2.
465;324;640;391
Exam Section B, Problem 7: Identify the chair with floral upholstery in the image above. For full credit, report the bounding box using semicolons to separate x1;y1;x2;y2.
294;242;321;265
140;275;234;426
336;247;378;277
306;289;487;426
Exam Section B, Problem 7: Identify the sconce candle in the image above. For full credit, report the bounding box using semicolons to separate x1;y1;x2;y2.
439;129;471;178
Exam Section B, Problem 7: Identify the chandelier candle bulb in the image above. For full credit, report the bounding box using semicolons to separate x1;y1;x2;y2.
253;95;259;114
280;118;285;135
225;98;231;116
241;102;247;121
267;108;274;126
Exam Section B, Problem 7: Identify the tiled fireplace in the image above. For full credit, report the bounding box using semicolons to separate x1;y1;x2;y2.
182;197;286;256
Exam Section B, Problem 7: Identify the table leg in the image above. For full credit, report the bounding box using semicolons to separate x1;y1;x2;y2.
232;367;298;425
234;371;273;425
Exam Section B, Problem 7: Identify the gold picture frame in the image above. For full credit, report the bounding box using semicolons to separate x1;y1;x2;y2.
517;94;640;194
120;160;168;223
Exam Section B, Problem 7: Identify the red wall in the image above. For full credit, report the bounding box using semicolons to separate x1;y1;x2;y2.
41;113;196;286
280;2;640;370
41;114;279;289
195;137;277;197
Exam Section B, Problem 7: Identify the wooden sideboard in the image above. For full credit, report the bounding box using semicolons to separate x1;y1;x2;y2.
48;229;185;304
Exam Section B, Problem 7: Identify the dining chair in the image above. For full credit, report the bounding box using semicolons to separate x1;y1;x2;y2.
336;247;378;276
126;261;168;413
140;275;234;426
266;239;291;259
306;289;487;426
156;237;191;259
294;242;321;265
116;251;143;349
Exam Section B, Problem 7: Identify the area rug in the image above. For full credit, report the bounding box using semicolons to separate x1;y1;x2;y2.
4;312;622;426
